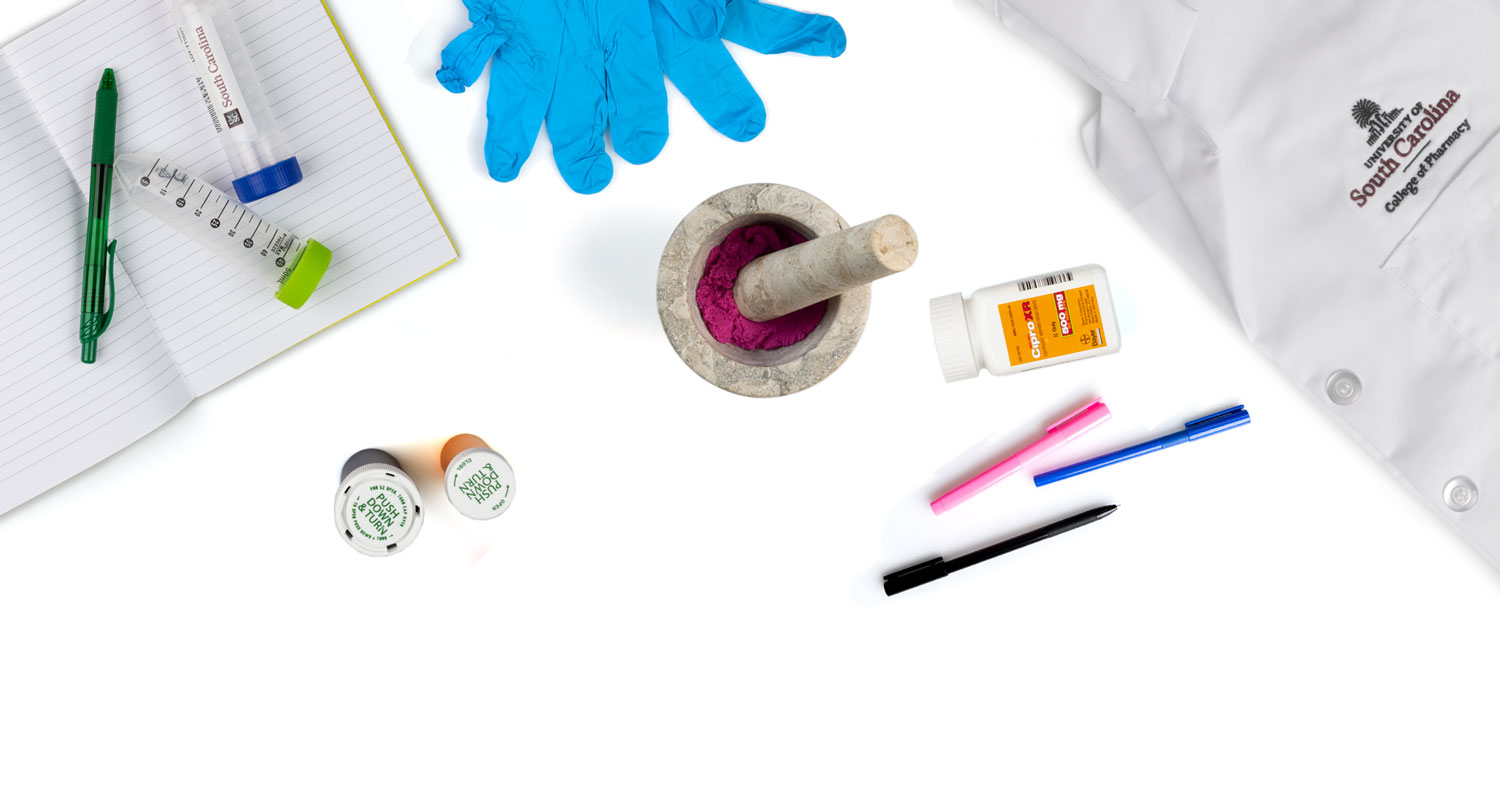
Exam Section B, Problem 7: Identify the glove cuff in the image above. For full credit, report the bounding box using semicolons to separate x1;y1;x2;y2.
436;19;506;93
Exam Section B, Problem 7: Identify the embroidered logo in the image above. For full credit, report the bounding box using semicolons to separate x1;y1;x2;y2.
1351;99;1405;146
1345;90;1472;213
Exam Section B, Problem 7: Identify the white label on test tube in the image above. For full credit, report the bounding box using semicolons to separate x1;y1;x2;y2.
176;13;258;139
115;153;331;309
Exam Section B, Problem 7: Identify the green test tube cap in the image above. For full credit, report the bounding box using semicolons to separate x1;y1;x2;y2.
275;239;332;309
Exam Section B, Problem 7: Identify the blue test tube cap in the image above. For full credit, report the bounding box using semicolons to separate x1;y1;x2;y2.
232;156;303;202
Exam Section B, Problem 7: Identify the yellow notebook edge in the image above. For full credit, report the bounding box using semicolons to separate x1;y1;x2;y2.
283;0;460;351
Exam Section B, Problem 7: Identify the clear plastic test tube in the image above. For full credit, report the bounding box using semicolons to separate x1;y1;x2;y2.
170;0;303;202
116;153;331;308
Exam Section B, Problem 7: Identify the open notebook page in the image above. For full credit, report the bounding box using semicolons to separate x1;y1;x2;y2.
0;56;193;516
6;0;457;396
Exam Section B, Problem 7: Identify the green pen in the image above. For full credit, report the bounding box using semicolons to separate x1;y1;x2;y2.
80;68;118;364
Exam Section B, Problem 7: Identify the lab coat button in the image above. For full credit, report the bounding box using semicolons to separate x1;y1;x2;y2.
1326;370;1361;405
1444;477;1479;512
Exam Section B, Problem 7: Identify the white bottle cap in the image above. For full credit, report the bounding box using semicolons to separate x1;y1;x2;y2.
929;293;979;382
334;452;425;556
443;443;516;521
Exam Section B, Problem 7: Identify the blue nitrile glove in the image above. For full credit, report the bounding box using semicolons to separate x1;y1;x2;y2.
544;0;670;194
437;0;692;193
547;0;754;193
439;0;843;193
651;0;846;142
545;0;845;192
437;0;567;183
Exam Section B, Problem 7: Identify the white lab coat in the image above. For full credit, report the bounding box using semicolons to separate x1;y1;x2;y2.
974;0;1500;567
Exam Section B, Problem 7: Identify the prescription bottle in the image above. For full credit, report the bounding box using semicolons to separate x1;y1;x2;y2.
439;434;517;521
334;449;424;556
171;0;303;202
929;264;1120;382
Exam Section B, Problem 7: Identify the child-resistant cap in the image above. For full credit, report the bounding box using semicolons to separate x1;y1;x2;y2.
440;434;516;521
929;293;979;381
334;449;425;556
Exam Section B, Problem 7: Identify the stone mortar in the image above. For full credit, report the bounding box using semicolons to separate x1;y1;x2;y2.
657;183;868;398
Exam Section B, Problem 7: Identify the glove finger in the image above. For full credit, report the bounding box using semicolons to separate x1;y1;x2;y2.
601;0;668;165
653;8;766;141
653;0;726;40
484;37;565;182
721;0;846;57
547;0;612;193
437;22;512;92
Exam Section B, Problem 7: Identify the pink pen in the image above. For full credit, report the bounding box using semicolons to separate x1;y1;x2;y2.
930;398;1111;516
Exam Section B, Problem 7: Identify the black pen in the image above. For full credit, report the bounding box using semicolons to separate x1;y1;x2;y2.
883;505;1118;596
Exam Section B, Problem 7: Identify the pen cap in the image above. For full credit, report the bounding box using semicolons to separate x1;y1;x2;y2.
929;293;979;381
1185;405;1251;438
883;557;949;596
1047;397;1111;435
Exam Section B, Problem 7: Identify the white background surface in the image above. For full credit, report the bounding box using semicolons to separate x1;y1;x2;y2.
4;1;1500;808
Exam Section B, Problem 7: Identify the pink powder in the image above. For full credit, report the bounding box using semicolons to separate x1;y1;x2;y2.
696;224;827;351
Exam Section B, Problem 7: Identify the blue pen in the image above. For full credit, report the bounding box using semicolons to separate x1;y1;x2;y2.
1033;405;1251;486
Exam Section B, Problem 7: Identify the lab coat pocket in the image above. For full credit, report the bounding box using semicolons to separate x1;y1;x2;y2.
1382;131;1500;360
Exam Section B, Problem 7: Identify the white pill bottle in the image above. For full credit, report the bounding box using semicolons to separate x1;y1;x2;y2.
170;0;303;202
929;264;1121;381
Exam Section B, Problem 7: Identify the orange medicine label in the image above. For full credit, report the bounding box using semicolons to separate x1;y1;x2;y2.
997;284;1108;366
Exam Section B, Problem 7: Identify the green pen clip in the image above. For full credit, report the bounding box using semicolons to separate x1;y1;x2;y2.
98;239;117;334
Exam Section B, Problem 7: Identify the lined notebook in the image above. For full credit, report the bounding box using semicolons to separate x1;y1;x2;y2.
0;0;457;515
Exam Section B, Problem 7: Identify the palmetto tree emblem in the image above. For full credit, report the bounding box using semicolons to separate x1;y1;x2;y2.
1351;98;1382;129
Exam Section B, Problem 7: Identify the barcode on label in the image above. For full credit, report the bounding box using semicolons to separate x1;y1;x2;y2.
1017;270;1075;292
